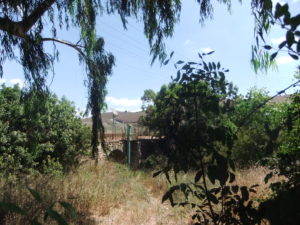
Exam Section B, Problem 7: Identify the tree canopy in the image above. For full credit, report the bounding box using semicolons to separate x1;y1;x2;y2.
0;0;298;157
0;85;91;177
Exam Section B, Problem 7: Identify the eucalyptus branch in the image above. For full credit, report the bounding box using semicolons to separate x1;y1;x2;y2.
0;0;55;38
22;0;56;33
41;37;85;58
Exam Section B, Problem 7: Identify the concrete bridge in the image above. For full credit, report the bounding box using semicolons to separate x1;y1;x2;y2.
100;138;166;170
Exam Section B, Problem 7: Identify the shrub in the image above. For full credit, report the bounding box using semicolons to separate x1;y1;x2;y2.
0;85;91;176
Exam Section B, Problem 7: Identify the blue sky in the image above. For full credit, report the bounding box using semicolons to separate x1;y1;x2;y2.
1;0;300;112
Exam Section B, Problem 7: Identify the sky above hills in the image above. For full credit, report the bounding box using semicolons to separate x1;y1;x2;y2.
1;0;300;112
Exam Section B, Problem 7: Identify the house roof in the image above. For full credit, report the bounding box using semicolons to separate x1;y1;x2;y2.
269;95;290;104
82;111;145;127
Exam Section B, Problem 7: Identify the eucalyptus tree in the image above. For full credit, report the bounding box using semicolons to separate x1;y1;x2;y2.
0;0;182;158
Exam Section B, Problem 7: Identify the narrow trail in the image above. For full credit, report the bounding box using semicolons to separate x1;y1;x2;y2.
90;188;191;225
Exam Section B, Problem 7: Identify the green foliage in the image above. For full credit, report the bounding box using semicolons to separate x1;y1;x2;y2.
0;187;77;225
0;85;91;177
251;1;300;72
141;89;156;111
85;38;115;160
230;88;287;166
265;91;300;192
144;54;263;224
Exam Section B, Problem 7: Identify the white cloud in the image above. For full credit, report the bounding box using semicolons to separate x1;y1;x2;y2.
276;56;294;65
106;96;142;111
200;47;213;53
0;78;6;85
184;39;191;45
9;78;25;88
271;36;285;45
292;0;300;3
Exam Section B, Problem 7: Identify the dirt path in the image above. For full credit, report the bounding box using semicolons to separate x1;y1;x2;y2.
90;189;191;225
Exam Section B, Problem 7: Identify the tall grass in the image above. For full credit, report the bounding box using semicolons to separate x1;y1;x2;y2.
0;161;174;224
0;162;281;225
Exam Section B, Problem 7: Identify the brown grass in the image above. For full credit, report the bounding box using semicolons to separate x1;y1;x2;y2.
0;164;282;225
233;166;284;201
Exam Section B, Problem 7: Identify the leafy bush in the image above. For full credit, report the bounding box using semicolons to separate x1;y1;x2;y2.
0;85;91;177
230;88;287;167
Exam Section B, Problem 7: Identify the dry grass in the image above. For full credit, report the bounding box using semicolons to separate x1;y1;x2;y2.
0;163;282;225
233;166;284;201
0;161;190;224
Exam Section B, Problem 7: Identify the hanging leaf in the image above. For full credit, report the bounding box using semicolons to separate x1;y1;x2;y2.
286;31;295;48
163;59;170;65
59;201;77;219
170;51;174;59
288;53;299;60
153;170;162;177
229;172;235;183
278;41;287;49
194;170;203;183
0;202;26;215
45;209;68;225
270;52;278;61
240;186;249;201
263;45;272;50
27;187;43;203
207;192;218;204
231;185;239;193
176;60;184;64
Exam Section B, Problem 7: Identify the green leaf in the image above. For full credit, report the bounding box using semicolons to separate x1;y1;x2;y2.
250;184;259;189
207;166;217;185
0;202;26;215
270;52;278;61
288;53;299;60
263;45;272;50
172;71;181;82
231;185;239;193
46;209;68;225
274;3;284;19
240;186;249;201
229;159;235;171
286;31;295;47
59;201;77;219
27;187;43;203
153;170;162;177
163;59;170;65
264;172;273;184
207;192;218;204
162;191;171;203
170;51;174;59
176;60;184;64
194;170;203;183
229;172;235;183
278;41;287;49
